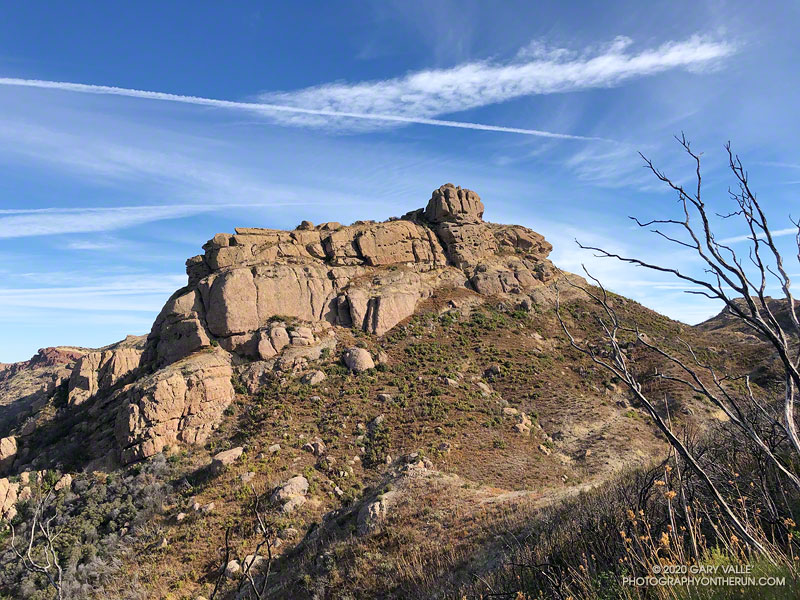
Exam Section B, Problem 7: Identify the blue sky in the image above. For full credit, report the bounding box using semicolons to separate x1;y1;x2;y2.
1;1;799;362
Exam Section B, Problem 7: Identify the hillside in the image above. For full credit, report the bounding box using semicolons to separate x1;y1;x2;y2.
0;184;776;600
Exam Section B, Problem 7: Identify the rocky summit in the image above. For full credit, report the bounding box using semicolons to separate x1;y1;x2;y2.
0;182;784;600
110;184;555;463
147;182;552;365
0;185;556;473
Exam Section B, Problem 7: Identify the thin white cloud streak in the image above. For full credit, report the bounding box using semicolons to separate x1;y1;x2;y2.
0;203;302;238
0;274;185;312
717;227;798;244
263;34;736;132
0;77;604;141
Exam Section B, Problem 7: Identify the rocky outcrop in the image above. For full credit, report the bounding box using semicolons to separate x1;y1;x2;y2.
0;436;16;473
68;345;143;406
142;183;554;369
0;477;19;520
115;348;234;464
424;184;484;223
0;347;87;433
103;184;555;463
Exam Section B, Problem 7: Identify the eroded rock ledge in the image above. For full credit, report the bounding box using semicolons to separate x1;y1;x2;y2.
142;183;554;369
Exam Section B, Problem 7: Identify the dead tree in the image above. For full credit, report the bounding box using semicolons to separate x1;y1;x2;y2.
556;135;800;555
210;484;277;600
10;490;64;599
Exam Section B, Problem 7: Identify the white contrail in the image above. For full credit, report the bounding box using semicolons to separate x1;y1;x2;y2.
0;76;610;142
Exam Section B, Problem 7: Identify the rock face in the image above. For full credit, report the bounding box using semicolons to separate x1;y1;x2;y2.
0;477;19;520
142;183;554;370
68;345;143;406
115;349;234;464
0;436;16;474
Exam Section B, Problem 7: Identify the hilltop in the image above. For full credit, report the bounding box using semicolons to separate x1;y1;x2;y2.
0;184;774;599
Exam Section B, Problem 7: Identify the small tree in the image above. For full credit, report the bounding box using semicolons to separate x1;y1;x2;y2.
210;484;278;600
10;489;64;599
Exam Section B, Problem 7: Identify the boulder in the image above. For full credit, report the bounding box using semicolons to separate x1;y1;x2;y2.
212;446;244;468
0;436;17;473
281;495;306;514
271;475;309;503
301;370;326;385
243;554;268;573
302;439;326;456
224;560;241;578
269;327;290;352
514;412;533;435
343;348;374;372
54;473;72;491
476;381;493;397
115;349;235;464
424;184;484;223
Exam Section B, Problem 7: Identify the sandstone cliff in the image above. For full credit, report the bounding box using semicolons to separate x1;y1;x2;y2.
143;183;553;368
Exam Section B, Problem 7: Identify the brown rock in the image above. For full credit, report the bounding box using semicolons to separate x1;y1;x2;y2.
0;477;19;520
54;473;72;491
301;370;326;385
141;183;557;372
357;491;398;536
143;289;212;367
68;347;142;405
203;268;259;337
269;326;290;352
424;184;484;223
212;446;244;468
0;436;17;473
271;475;309;503
342;348;375;372
115;349;234;464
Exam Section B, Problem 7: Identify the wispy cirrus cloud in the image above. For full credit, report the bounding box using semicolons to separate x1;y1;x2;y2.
0;34;735;141
0;273;186;313
262;34;736;132
717;227;798;244
0;203;299;238
0;77;603;141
